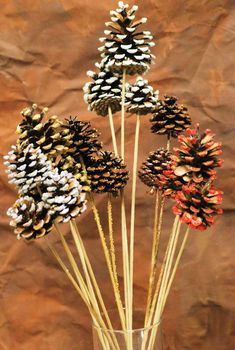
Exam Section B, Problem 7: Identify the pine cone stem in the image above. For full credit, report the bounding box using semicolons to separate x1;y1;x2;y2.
54;220;118;349
167;135;171;151
147;218;182;350
161;227;190;314
69;220;120;348
89;194;126;331
145;195;165;329
120;68;132;337
107;196;119;288
120;190;131;333
45;238;110;349
145;190;160;325
108;106;118;157
121;69;126;160
129;113;141;332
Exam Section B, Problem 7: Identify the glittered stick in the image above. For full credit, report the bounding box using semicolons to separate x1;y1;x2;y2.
90;194;126;330
107;195;119;288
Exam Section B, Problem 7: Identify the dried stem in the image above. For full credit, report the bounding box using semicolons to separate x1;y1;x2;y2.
129;113;141;330
108;106;118;157
90;194;126;330
107;195;119;289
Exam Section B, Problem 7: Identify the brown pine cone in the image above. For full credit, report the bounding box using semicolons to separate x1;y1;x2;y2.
99;2;155;75
7;196;53;240
139;148;172;191
151;95;191;137
63;117;102;159
86;151;129;196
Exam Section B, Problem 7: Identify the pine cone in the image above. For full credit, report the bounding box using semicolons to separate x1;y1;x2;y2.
17;104;70;163
42;169;87;223
4;144;53;195
126;77;158;115
7;196;53;240
57;155;91;193
99;2;155;75
151;95;191;137
173;184;223;230
159;168;186;198
139;148;172;191
63;117;102;159
173;125;223;184
86;151;129;196
83;69;122;116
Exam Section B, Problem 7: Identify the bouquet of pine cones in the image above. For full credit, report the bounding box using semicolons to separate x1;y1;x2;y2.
5;2;223;350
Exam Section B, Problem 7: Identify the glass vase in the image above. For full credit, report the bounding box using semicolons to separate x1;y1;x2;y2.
92;309;163;350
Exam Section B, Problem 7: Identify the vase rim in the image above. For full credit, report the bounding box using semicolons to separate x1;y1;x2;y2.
92;308;162;334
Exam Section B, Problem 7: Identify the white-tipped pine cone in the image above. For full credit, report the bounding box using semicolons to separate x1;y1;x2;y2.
17;104;71;164
42;169;87;223
99;2;155;75
84;69;122;116
7;196;53;240
125;77;158;115
4;144;53;194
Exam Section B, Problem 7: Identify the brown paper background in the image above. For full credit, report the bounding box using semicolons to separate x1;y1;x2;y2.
0;0;235;349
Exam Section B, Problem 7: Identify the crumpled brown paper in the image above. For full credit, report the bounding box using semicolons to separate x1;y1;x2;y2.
0;0;235;349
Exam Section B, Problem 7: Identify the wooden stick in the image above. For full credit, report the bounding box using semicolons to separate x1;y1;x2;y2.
167;135;171;151
129;113;141;330
119;67;131;336
108;106;118;157
145;190;160;324
147;219;182;350
69;220;109;326
90;194;126;330
121;69;126;160
141;217;179;350
161;227;190;314
69;220;121;350
120;190;130;329
46;239;111;350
